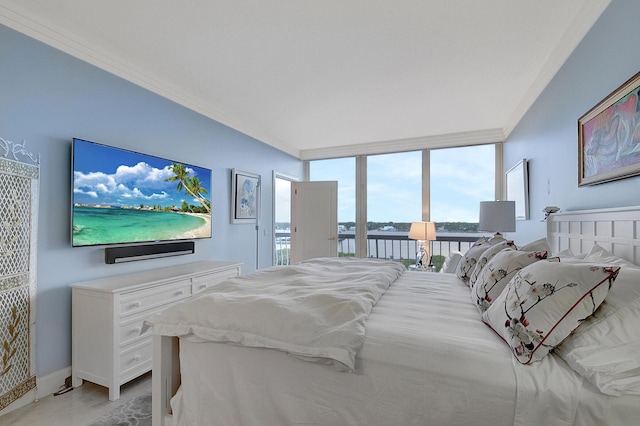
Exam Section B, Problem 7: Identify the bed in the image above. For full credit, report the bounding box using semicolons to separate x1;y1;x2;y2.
149;205;640;426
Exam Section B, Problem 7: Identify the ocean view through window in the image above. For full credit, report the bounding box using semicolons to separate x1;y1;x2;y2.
275;145;498;269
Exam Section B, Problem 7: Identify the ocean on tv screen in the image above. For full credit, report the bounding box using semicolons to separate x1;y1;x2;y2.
72;205;210;246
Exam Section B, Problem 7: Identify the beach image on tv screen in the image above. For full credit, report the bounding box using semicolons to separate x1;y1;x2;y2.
72;139;212;247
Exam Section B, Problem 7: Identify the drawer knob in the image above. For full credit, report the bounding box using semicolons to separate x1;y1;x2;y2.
177;290;185;295
133;327;141;334
133;354;141;361
133;301;142;308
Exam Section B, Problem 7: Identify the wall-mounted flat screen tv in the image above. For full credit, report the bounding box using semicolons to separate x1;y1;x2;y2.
72;138;212;247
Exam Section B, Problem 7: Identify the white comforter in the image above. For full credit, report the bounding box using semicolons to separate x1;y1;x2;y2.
147;257;405;371
160;265;640;426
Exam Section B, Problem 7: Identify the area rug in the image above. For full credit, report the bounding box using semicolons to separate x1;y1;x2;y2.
88;392;151;426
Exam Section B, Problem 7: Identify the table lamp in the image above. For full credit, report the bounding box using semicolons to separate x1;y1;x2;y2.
409;221;436;270
478;201;516;243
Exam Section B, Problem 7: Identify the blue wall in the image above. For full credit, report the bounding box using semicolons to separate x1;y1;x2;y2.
504;0;640;244
0;25;302;377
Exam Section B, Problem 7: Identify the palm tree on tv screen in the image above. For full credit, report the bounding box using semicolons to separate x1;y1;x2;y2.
165;163;211;213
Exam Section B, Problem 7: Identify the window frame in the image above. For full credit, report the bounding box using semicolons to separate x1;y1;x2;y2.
306;143;503;258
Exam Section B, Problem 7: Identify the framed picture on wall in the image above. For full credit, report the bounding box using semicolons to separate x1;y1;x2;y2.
231;169;260;224
505;159;529;220
578;70;640;186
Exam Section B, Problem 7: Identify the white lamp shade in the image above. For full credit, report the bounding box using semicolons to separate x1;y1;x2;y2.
478;201;516;233
409;221;436;241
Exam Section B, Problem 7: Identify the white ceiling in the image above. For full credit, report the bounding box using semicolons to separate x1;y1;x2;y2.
0;0;611;159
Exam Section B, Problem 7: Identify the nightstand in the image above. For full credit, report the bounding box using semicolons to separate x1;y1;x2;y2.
408;265;435;272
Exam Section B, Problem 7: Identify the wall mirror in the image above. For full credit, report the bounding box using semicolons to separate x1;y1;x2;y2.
505;159;529;220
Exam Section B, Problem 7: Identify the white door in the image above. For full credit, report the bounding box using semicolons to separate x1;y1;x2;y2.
290;181;338;263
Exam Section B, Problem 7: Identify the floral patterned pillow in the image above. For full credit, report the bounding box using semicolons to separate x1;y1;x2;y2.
471;250;549;312
468;240;516;287
482;261;620;364
455;240;492;284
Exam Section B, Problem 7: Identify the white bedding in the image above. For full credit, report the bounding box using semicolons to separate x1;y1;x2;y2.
171;271;519;426
156;261;640;426
147;257;405;371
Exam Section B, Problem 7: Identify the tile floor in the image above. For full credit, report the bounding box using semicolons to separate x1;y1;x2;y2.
0;373;151;426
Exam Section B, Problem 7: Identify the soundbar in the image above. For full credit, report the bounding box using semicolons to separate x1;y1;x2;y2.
105;241;195;264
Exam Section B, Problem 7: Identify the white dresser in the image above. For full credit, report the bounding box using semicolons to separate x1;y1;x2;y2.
71;260;241;400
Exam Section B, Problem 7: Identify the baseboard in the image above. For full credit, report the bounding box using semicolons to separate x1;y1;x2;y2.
37;366;72;400
0;366;71;417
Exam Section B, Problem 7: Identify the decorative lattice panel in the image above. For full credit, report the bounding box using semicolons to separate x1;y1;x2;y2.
0;174;31;276
0;286;30;392
0;152;38;411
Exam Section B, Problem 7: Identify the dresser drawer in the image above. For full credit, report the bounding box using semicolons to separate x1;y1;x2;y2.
119;296;188;347
192;268;240;294
119;280;192;317
120;316;150;347
119;338;153;382
119;310;158;347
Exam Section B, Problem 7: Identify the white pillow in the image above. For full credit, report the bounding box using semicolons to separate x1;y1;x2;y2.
583;244;640;269
553;249;588;263
553;248;575;259
556;267;640;395
482;261;620;364
519;237;550;253
441;251;463;274
471;250;549;313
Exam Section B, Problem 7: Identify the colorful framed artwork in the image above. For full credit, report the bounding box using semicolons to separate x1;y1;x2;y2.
505;159;529;220
578;71;640;186
231;169;260;224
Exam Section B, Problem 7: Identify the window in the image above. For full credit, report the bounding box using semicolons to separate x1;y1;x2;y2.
430;145;495;223
308;157;356;225
309;157;355;256
307;143;498;266
367;151;422;259
430;145;495;263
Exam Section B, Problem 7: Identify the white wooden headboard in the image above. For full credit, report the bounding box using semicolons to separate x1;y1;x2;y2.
547;205;640;267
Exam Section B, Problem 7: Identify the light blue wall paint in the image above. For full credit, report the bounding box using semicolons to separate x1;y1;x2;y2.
0;25;302;376
504;0;640;245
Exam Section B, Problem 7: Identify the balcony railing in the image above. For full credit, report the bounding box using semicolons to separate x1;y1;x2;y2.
274;231;480;269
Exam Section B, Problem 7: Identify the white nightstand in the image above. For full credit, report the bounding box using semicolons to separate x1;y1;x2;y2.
408;265;435;272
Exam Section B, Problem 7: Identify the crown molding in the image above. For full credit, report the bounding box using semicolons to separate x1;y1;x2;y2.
0;7;495;162
0;5;301;158
299;128;505;161
1;1;608;161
